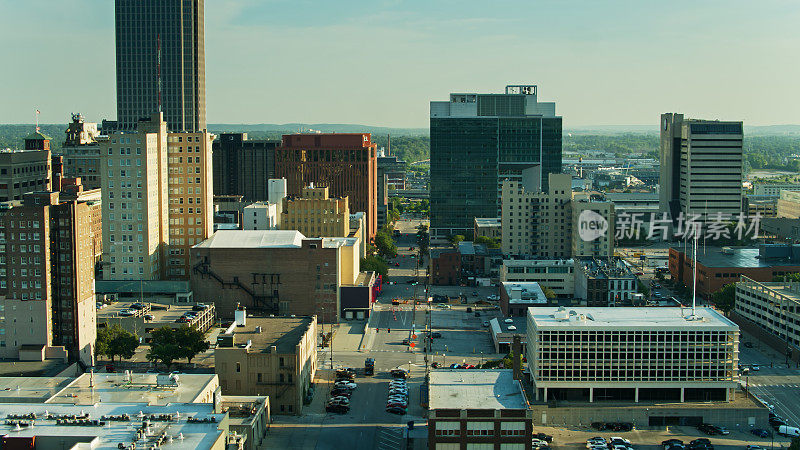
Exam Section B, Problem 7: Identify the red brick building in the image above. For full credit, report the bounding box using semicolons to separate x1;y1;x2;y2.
276;134;378;239
669;245;800;299
431;249;461;285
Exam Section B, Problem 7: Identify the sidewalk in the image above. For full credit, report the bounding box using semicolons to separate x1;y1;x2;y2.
332;321;367;352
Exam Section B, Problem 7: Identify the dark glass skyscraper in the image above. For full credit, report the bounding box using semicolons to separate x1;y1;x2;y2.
429;85;562;240
114;0;206;132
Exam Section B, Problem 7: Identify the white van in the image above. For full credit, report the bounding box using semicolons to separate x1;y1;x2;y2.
778;425;800;437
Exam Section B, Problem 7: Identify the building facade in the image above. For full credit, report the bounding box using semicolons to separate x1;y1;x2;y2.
0;133;51;202
215;315;318;416
527;307;739;403
571;199;615;259
428;370;533;450
500;282;549;317
474;217;501;242
275;133;378;239
735;277;800;353
430;85;562;240
114;0;206;132
166;130;214;279
243;202;279;230
660;114;743;220
190;230;361;322
212;133;280;202
754;184;800;197
100;113;169;280
61;114;102;189
281;185;349;238
574;257;638;307
500;259;575;298
0;188;98;365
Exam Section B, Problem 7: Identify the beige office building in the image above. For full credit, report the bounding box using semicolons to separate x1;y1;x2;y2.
500;259;575;297
281;185;349;238
166;131;214;279
100;113;169;280
61;113;102;190
215;315;317;415
101;113;214;281
572;199;615;258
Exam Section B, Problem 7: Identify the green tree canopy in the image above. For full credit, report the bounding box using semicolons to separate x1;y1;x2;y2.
541;286;556;300
712;283;736;316
474;235;500;249
374;230;398;259
361;255;388;278
447;235;465;247
147;325;209;368
174;325;210;363
96;324;140;362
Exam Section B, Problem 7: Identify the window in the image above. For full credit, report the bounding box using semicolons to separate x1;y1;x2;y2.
235;362;241;373
500;422;525;436
466;422;494;436
466;445;495;450
435;421;460;437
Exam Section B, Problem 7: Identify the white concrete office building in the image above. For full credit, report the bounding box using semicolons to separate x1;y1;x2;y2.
735;277;800;349
243;202;279;230
527;306;739;404
660;114;743;220
501;259;575;297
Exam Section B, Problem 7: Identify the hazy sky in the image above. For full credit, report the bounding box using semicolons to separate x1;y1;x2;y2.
1;0;798;128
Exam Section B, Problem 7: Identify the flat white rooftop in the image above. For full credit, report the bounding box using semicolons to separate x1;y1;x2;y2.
502;282;547;304
0;377;74;403
0;402;225;449
194;230;305;249
529;306;737;330
47;373;218;406
429;369;528;410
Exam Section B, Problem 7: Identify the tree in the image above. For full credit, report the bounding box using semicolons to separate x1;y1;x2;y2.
96;324;139;362
474;235;500;249
789;437;800;450
774;273;800;282
712;283;736;316
541;286;556;300
361;255;388;278
147;327;183;369
416;224;429;256
147;325;209;368
637;280;650;298
374;231;398;259
447;234;464;247
174;325;210;364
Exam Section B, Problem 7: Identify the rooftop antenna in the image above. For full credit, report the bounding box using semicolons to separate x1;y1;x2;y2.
157;33;162;113
35;109;40;132
691;232;698;318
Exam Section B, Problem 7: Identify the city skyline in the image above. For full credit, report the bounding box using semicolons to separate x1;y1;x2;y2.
2;0;798;128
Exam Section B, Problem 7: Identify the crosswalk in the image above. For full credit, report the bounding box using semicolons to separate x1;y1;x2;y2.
747;383;800;388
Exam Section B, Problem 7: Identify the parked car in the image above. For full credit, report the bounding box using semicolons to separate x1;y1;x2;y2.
390;369;408;379
386;401;407;408
534;433;553;443
746;446;764;450
697;423;717;435
778;425;800;437
751;364;760;371
330;389;351;398
482;321;490;327
334;381;357;390
386;406;407;415
430;332;442;338
689;439;711;447
662;439;683;449
713;426;729;435
609;422;633;432
325;402;349;414
610;437;630;446
751;428;770;438
591;422;607;431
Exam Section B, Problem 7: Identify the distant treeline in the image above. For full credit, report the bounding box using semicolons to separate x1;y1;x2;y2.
3;124;799;173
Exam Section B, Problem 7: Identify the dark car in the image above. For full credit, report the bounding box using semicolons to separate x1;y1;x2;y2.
751;429;770;438
769;417;787;428
697;423;717;435
535;432;553;442
331;389;351;398
744;342;754;348
326;403;349;414
591;422;607;431
662;439;684;448
475;311;481;317
386;406;407;415
402;338;410;345
390;369;409;379
430;332;442;338
689;439;711;448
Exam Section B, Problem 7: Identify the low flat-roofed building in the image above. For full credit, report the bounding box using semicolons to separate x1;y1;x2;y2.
97;301;215;343
501;259;575;298
47;372;220;405
734;277;800;361
0;377;75;403
215;315;317;415
219;395;271;450
95;279;194;304
428;369;532;449
488;317;528;353
191;230;362;322
474;217;501;241
527;306;739;404
0;402;229;450
500;282;550;317
669;244;800;298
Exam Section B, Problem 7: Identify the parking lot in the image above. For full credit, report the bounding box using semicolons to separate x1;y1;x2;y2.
534;425;791;450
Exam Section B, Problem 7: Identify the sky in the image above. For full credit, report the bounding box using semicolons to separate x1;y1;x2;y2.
1;0;799;128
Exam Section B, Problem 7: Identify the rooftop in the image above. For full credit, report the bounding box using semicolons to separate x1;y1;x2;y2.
194;230;305;249
48;373;218;406
0;377;74;403
321;237;357;248
674;245;800;268
529;306;738;330
577;257;635;279
502;282;547;304
429;369;528;410
0;402;225;450
489;317;528;336
218;316;314;354
96;280;191;295
97;301;212;325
